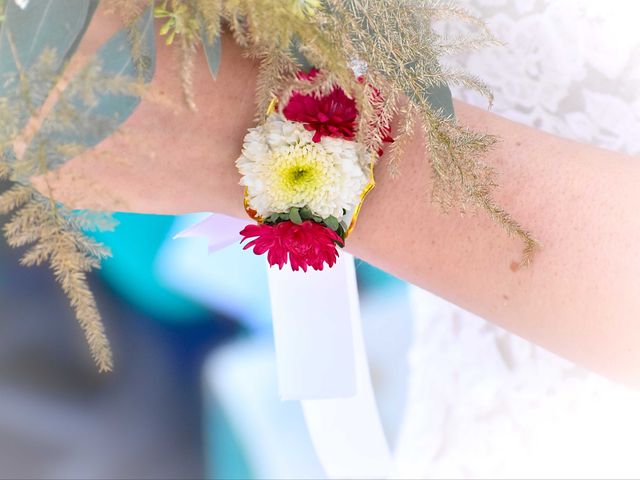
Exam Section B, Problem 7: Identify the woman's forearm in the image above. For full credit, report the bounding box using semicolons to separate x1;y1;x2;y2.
34;11;640;387
349;101;640;388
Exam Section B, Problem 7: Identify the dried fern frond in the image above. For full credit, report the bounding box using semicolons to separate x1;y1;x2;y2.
196;0;223;43
156;0;359;111
189;0;538;261
103;0;156;80
0;183;31;213
1;41;60;135
0;182;113;371
386;103;417;178
67;209;119;233
0;18;129;371
323;0;537;261
105;0;152;26
253;46;300;122
425;114;538;264
0;96;22;152
178;34;198;110
153;1;203;110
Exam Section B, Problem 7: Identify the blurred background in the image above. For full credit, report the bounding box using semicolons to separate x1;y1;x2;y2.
0;211;412;479
2;1;639;478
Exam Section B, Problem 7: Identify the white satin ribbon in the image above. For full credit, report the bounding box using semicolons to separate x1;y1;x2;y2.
267;256;357;400
176;214;392;478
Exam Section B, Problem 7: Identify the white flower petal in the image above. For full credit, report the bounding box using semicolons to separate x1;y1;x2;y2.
235;115;369;220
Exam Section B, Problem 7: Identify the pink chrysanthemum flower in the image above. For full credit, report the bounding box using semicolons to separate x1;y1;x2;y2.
240;220;344;272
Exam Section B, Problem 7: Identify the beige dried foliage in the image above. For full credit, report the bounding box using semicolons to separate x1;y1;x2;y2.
104;0;152;26
0;0;540;373
177;0;537;262
195;0;223;43
0;21;128;372
0;179;114;372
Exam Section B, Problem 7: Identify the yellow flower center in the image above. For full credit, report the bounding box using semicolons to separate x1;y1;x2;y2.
283;163;316;188
270;144;331;208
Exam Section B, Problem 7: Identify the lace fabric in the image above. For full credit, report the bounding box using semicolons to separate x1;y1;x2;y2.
449;0;640;153
393;1;640;477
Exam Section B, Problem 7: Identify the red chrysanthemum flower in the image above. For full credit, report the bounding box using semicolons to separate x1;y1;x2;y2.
283;69;359;143
240;220;344;272
283;69;394;155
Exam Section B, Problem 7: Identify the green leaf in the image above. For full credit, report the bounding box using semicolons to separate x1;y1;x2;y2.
324;216;340;231
300;206;312;220
0;0;97;128
166;29;176;46
291;36;313;73
425;83;455;120
201;21;221;80
23;6;156;174
159;18;173;36
289;207;302;225
66;1;99;60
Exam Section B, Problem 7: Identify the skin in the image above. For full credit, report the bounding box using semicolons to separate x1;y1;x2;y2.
31;10;640;388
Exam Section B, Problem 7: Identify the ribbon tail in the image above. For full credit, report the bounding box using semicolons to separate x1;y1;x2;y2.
174;213;250;254
268;253;392;478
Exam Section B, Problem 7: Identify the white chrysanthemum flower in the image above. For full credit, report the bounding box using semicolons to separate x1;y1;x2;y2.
236;115;369;221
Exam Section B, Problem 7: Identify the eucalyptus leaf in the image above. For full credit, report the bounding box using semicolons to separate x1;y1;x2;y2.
425;83;455;120
405;66;455;119
353;9;455;120
22;6;156;175
291;37;313;73
0;0;96;127
65;1;99;64
201;22;221;80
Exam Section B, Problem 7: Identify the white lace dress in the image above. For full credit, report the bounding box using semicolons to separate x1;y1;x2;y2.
393;2;640;478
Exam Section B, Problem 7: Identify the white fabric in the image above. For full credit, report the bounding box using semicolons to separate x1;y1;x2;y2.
269;254;392;478
394;1;640;478
268;255;357;400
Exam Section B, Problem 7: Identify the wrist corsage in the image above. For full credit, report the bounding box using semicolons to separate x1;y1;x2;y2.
236;69;391;271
